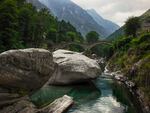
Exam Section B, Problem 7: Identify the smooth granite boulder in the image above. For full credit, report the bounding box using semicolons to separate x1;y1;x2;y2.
48;49;101;85
0;48;55;91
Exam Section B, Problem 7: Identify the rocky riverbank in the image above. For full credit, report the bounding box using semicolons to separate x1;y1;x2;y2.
104;66;150;113
0;48;101;113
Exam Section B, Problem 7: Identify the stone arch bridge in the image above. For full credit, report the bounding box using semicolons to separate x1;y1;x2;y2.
52;40;113;53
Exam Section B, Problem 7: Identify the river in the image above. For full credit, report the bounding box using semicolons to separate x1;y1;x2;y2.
31;73;143;113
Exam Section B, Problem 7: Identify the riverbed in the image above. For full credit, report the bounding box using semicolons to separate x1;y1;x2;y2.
31;73;143;113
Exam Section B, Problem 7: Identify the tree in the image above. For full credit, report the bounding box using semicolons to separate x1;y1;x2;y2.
125;17;141;37
66;32;76;42
0;0;84;51
46;28;57;43
30;9;53;47
86;31;99;44
18;4;35;47
145;16;150;23
0;0;22;50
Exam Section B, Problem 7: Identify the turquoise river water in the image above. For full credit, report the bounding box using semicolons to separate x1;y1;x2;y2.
31;74;143;113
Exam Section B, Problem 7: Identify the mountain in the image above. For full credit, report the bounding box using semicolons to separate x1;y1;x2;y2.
141;9;150;18
107;27;125;40
26;0;47;10
140;9;150;24
107;9;150;40
87;9;120;35
37;0;109;37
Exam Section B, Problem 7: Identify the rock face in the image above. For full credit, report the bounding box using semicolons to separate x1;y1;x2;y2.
0;48;101;112
39;95;73;113
38;0;109;37
48;50;101;85
0;97;36;113
0;95;73;113
0;48;55;91
87;9;119;35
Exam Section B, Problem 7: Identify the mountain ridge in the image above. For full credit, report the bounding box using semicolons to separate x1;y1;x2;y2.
26;0;47;10
27;0;120;38
107;9;150;40
86;9;120;35
38;0;109;37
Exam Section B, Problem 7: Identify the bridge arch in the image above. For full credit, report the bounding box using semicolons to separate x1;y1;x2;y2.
87;41;113;51
52;41;113;55
83;41;114;57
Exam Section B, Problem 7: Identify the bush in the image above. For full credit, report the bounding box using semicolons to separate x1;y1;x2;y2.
138;33;150;43
68;44;85;52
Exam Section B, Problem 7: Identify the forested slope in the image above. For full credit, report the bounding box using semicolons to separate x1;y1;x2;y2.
107;12;150;109
0;0;84;52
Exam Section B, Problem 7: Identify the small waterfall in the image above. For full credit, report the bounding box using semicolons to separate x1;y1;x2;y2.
104;64;109;74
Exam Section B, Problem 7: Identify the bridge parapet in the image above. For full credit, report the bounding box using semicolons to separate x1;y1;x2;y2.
52;40;112;52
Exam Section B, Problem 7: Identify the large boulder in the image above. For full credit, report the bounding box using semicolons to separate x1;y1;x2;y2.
0;48;55;92
0;95;73;113
0;97;36;113
48;50;101;85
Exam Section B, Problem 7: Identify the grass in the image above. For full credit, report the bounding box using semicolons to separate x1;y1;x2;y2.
108;33;150;105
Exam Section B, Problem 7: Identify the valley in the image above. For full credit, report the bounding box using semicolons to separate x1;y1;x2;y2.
0;0;149;113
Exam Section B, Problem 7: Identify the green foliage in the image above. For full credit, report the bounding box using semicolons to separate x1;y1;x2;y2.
109;33;150;103
68;44;85;52
0;0;84;52
113;36;133;51
125;17;141;37
138;33;150;43
112;34;150;64
85;30;113;58
66;32;76;42
18;3;35;47
86;31;99;44
0;0;22;51
145;16;150;23
90;45;114;58
55;20;84;44
46;28;57;43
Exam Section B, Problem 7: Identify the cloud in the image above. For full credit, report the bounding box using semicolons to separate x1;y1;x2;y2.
71;0;150;26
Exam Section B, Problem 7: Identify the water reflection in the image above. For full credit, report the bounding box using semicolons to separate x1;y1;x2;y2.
68;77;141;113
111;81;143;113
30;82;100;107
31;75;142;113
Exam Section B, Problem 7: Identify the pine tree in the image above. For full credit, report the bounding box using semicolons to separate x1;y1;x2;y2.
125;17;141;37
0;0;22;50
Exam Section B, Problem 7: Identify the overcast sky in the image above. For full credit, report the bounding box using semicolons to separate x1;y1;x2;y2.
71;0;150;26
